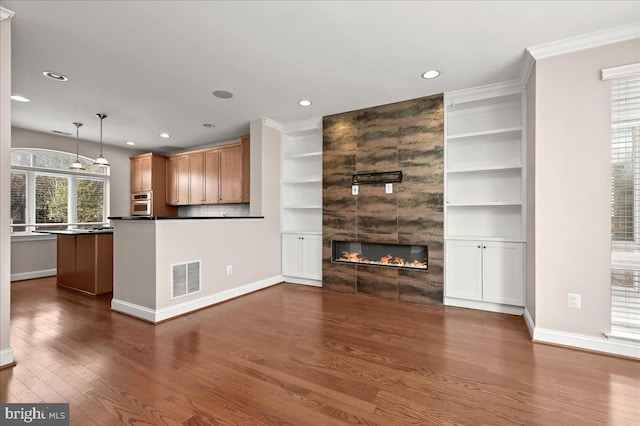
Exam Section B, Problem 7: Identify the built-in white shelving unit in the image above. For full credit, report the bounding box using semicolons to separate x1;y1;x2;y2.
444;81;526;314
280;118;323;287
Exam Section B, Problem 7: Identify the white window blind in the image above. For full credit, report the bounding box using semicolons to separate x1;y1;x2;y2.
610;72;640;338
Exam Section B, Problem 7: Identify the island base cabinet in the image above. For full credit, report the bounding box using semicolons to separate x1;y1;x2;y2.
445;240;524;307
282;233;322;281
56;233;113;296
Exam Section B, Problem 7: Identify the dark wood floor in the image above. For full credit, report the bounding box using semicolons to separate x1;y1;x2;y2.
1;278;639;425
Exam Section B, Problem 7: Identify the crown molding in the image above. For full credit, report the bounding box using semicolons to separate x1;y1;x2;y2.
444;80;522;106
281;117;322;135
527;22;640;60
263;118;283;131
519;51;536;86
0;7;14;21
602;62;640;80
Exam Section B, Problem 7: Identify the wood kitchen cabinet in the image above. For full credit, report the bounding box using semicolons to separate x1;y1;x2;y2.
56;232;113;296
167;136;249;206
130;153;177;216
130;155;152;192
167;155;190;205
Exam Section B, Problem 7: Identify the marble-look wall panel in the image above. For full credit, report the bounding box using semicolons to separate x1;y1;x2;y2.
323;94;444;306
356;266;398;300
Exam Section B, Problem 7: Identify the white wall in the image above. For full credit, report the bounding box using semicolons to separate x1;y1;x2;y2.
534;40;639;343
0;15;13;366
112;118;282;322
10;127;140;279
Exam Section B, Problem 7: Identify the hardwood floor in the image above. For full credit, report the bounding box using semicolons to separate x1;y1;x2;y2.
1;277;639;425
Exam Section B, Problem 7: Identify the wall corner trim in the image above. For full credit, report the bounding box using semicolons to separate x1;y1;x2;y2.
533;327;640;359
527;22;640;60
523;307;535;339
0;347;14;367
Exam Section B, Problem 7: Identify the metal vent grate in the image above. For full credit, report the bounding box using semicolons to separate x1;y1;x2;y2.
172;261;201;298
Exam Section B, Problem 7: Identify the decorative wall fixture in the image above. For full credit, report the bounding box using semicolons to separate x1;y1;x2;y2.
322;94;444;306
351;170;403;185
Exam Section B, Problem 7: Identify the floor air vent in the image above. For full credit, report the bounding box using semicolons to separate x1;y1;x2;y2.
172;261;201;298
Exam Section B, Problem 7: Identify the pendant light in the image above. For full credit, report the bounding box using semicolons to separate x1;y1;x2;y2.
69;122;86;170
93;113;110;167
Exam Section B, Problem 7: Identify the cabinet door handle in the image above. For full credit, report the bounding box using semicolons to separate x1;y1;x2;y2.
477;245;481;248
483;246;486;249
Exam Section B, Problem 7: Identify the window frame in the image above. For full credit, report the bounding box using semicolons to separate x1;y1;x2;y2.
10;148;110;235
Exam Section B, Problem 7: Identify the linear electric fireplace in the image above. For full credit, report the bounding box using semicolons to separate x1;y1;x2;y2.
332;241;428;270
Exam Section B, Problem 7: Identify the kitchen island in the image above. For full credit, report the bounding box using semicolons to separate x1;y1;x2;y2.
109;215;283;323
45;229;114;296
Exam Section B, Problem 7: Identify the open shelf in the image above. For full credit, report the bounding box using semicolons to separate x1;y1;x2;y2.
283;151;322;159
282;178;322;184
446;205;523;241
446;127;522;141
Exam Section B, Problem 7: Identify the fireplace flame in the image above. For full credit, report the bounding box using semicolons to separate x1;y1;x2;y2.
338;251;427;269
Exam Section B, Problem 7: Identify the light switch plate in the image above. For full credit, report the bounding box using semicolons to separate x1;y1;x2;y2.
352;185;359;195
385;183;393;194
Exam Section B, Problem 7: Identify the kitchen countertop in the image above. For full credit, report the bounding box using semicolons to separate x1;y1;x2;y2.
109;216;264;220
40;228;114;235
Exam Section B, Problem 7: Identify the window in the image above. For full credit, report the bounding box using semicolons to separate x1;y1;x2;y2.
10;148;109;233
605;64;640;339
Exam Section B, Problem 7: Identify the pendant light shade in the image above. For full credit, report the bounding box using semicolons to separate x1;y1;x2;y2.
70;122;86;170
93;113;110;167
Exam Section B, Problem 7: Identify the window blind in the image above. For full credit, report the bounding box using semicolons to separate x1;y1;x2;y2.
610;73;640;338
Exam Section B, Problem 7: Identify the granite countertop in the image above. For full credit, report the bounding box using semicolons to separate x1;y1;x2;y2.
40;228;114;235
108;216;264;220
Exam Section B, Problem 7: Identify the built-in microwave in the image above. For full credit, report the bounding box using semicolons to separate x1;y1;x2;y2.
131;192;152;216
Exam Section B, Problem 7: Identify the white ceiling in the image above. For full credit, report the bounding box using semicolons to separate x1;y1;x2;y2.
4;1;640;151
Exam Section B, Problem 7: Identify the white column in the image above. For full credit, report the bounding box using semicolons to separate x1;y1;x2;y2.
0;7;15;367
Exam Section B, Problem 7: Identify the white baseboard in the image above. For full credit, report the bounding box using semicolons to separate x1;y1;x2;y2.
112;275;284;323
11;268;56;282
444;297;524;315
523;307;535;339
0;347;14;367
533;327;640;359
282;276;322;287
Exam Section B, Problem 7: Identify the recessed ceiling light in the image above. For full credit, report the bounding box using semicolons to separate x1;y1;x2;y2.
11;95;30;102
160;132;171;138
298;99;312;107
212;90;233;99
202;123;216;128
126;141;136;146
43;71;68;81
421;70;440;79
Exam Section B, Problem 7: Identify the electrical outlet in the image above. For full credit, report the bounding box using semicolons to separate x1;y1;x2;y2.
226;265;233;276
352;185;359;195
568;293;581;309
385;183;393;194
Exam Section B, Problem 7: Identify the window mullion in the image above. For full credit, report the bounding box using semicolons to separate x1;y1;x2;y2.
26;171;35;232
68;175;77;229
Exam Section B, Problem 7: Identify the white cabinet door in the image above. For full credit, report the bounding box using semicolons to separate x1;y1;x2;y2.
482;242;524;306
445;240;482;301
282;234;302;277
301;234;322;280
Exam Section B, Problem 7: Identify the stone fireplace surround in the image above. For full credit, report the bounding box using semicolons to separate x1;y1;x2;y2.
322;94;444;306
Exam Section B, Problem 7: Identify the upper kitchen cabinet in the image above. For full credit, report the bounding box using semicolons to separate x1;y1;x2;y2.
167;136;250;206
129;153;177;217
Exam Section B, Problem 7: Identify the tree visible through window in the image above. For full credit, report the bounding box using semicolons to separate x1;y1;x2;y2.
10;148;109;233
